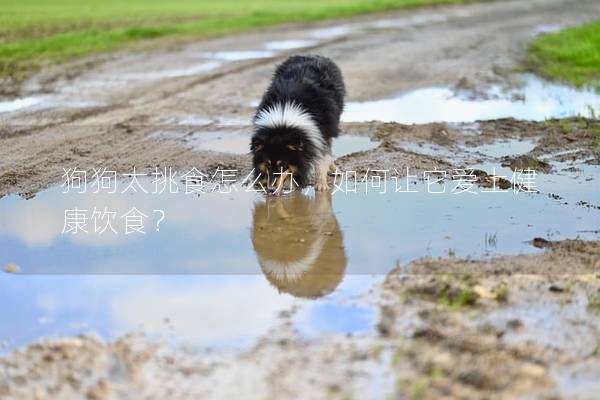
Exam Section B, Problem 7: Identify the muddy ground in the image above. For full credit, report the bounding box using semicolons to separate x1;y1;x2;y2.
1;0;599;197
2;241;599;400
1;0;600;398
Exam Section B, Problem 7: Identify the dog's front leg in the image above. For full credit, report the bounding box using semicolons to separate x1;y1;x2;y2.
329;159;338;173
314;154;333;191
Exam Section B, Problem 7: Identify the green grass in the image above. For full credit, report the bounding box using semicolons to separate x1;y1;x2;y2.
0;0;468;80
409;378;428;400
440;287;477;309
589;294;600;314
593;342;600;357
528;20;600;91
404;277;479;310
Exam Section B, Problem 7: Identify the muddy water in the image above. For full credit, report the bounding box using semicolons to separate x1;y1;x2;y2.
1;163;598;351
111;61;221;81
466;138;538;158
153;129;380;158
468;140;600;208
264;40;317;50
0;272;377;352
0;97;44;113
200;51;275;61
0;94;104;115
343;75;600;123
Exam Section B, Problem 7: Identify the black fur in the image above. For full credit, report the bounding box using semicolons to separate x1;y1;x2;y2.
251;55;346;192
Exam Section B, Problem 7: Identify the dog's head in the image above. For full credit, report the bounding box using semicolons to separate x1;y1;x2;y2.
250;126;315;194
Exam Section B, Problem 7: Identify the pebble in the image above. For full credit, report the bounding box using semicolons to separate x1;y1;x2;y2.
3;263;19;274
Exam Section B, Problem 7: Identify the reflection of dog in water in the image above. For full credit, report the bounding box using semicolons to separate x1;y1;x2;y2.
251;191;347;298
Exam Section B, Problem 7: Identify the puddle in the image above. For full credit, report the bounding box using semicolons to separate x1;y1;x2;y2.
464;138;538;158
0;96;44;113
0;94;106;115
464;138;600;208
60;61;221;85
201;51;275;61
0;170;598;350
263;40;317;50
1;176;598;274
343;75;600;124
183;130;251;154
469;288;600;395
532;24;563;37
480;293;597;358
176;115;214;126
118;61;221;80
553;363;600;399
0;275;295;352
309;26;353;39
394;137;537;164
294;303;377;338
397;139;537;170
486;161;599;209
155;129;380;158
371;13;448;29
299;8;469;41
332;135;380;157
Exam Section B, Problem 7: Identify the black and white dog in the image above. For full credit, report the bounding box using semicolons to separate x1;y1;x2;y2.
251;55;345;194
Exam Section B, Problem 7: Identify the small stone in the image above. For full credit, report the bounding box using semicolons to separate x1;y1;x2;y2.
549;285;565;293
459;370;493;389
521;363;546;378
0;383;9;396
507;319;523;329
473;285;494;299
532;237;551;249
3;263;19;274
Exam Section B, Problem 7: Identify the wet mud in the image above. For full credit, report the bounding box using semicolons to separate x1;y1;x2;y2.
1;114;598;398
1;241;599;400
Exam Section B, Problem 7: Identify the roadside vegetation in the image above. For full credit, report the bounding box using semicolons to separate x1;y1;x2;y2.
528;20;600;91
0;0;467;81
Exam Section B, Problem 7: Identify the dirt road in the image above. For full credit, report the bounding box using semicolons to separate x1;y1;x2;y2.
1;0;599;197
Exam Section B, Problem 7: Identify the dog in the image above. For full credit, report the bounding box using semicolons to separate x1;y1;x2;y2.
251;55;345;194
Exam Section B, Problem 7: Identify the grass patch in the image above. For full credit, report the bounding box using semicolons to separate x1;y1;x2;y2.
371;344;385;360
0;0;468;81
494;283;509;303
392;346;410;365
409;378;428;400
527;20;600;91
405;277;479;310
593;342;600;357
588;294;600;314
541;116;600;149
440;287;477;309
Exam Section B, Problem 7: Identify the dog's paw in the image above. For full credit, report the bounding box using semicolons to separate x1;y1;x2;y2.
314;181;330;191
